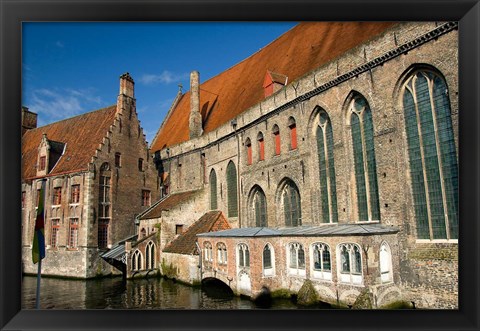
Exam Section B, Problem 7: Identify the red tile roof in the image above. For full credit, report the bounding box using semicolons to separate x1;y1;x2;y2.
139;190;200;220
163;211;231;255
151;22;396;152
22;106;117;180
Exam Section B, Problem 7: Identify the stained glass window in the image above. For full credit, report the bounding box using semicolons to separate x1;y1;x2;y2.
282;180;301;226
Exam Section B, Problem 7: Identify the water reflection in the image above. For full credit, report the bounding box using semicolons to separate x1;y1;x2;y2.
22;275;316;310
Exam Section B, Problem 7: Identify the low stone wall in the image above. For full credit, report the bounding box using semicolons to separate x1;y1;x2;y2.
160;252;201;285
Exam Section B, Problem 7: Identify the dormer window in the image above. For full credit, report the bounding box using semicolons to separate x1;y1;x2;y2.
263;71;288;98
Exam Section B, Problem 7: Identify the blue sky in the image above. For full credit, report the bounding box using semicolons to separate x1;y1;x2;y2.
22;22;297;144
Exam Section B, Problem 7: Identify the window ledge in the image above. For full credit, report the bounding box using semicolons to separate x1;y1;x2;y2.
415;239;458;244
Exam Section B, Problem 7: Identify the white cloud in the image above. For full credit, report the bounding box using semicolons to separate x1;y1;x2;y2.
138;71;188;85
29;87;103;125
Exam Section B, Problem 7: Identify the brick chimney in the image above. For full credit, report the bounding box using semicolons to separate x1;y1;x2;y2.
21;106;37;135
117;72;135;116
189;70;203;139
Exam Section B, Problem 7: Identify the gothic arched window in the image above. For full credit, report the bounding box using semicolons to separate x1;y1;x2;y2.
226;161;238;217
349;95;380;222
280;179;301;227
209;169;217;210
250;186;267;227
316;111;338;223
402;70;458;240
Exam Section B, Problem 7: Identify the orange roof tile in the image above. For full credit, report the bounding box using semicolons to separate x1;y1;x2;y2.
163;211;231;255
139;190;200;220
22;106;117;180
151;22;396;152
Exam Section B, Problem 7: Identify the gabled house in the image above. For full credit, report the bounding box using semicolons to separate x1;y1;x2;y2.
21;73;159;278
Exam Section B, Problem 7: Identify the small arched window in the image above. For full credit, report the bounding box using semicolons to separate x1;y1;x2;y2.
263;244;275;276
312;242;332;280
349;95;380;222
401;70;458;240
317;111;338;223
338;243;363;284
226;161;238;217
237;243;250;268
217;242;228;265
272;124;281;156
245;138;253;165
204;242;213;262
209;169;217;210
288;117;297;150
288;242;305;276
257;132;265;161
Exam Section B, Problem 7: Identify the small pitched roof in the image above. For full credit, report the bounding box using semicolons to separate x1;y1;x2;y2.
22;105;117;180
151;22;395;151
138;190;200;220
163;211;231;255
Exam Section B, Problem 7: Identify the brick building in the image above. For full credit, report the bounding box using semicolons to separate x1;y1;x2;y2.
21;73;160;278
143;22;458;308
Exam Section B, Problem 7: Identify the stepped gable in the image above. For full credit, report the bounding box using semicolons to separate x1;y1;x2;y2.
138;190;200;220
163;211;231;255
151;22;395;151
22;105;117;180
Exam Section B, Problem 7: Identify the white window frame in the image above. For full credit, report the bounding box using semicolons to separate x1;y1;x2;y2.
310;242;332;281
287;242;306;277
262;243;275;277
337;243;363;285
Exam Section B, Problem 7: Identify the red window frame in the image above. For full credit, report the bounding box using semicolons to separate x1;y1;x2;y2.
289;124;297;150
247;143;253;165
258;138;265;161
274;132;281;155
53;187;62;205
71;184;80;204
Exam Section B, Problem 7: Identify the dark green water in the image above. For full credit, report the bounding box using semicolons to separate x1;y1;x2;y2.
22;275;329;309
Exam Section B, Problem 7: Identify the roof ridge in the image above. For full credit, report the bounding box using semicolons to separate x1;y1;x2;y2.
24;104;117;133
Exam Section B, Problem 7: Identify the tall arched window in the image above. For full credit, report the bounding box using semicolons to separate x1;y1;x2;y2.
349;95;380;222
209;169;217;210
131;250;142;271
146;241;156;269
226;161;238;217
217;242;228;265
250;186;267;227
316;111;338;223
402;70;458;240
280;179;301;227
204;242;213;263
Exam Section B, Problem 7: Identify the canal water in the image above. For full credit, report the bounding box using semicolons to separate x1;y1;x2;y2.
22;275;331;309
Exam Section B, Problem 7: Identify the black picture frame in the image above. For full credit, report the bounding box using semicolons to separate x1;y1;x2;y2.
1;0;479;330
